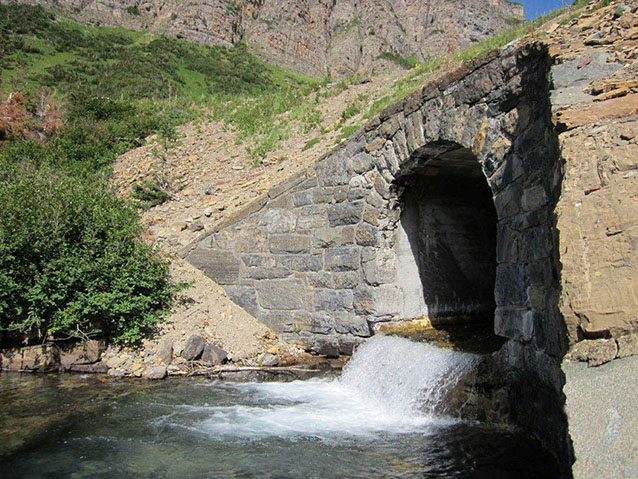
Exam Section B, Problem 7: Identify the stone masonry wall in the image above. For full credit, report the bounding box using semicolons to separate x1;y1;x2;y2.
184;42;566;363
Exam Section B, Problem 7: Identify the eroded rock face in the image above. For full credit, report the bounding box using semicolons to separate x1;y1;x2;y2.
3;0;524;76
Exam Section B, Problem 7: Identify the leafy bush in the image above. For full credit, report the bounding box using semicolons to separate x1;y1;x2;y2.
126;5;140;16
0;160;173;345
378;52;418;70
132;180;171;208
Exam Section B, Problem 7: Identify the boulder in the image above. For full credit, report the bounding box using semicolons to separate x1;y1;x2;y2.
143;365;167;380
59;340;105;369
568;338;618;367
181;335;205;360
200;344;228;366
155;340;173;365
259;353;279;367
107;368;126;378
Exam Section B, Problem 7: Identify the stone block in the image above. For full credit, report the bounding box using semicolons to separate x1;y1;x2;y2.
313;227;355;248
293;191;313;207
314;289;354;312
315;155;352;186
315;336;340;358
263;209;296;233
155;340;173;365
324;247;360;272
225;285;259;316
494;307;533;342
257;279;308;310
355;223;379;247
269;234;311;253
241;254;276;268
347;188;368;202
495;264;527;307
310;313;336;334
327;202;364;226
354;285;399;317
244;266;291;280
296;205;328;230
187;248;241;285
333;314;371;337
366;190;385;209
353;152;374;173
338;335;365;355
276;254;322;272
362;248;396;285
257;311;297;334
494;184;523;218
59;340;105;368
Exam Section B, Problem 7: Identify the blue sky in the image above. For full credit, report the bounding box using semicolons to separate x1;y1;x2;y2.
520;0;572;19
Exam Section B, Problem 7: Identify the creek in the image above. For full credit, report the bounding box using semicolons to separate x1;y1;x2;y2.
0;336;559;478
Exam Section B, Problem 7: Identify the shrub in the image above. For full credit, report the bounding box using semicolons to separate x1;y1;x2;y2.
0;161;173;345
131;180;171;208
126;5;140;16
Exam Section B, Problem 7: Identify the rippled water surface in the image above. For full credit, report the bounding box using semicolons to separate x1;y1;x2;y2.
0;337;560;478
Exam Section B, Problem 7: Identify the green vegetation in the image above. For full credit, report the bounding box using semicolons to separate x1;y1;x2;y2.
0;4;324;345
131;179;171;209
302;136;321;151
337;124;360;143
0;160;173;345
363;2;581;121
126;5;140;16
378;52;419;70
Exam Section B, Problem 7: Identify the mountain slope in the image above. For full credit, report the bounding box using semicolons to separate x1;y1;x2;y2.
1;0;524;76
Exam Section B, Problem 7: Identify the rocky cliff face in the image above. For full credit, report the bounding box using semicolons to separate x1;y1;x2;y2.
2;0;524;76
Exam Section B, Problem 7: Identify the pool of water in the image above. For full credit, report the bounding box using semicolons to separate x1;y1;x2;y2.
0;337;560;478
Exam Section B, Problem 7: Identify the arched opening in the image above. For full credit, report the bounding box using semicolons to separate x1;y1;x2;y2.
394;141;502;350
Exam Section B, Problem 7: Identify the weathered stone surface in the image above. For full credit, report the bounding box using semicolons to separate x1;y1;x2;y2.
259;353;279;367
200;344;228;365
182;335;206;361
333;314;371;337
324;247;360;272
143;365;167;380
263;209;296;233
59;340;105;368
313;289;354;312
257;279;307;310
187;248;241;285
225;285;259;316
567;339;619;367
327;202;364;226
617;334;638;359
155;340;173;366
269;234;311;253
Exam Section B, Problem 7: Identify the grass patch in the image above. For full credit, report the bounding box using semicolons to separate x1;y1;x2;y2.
378;52;419;70
302;136;322;151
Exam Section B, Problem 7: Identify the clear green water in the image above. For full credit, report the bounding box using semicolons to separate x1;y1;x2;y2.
0;337;560;478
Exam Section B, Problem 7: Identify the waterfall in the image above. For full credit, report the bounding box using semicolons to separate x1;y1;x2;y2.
155;336;478;441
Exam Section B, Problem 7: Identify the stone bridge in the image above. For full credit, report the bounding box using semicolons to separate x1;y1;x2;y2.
184;43;565;362
183;42;579;469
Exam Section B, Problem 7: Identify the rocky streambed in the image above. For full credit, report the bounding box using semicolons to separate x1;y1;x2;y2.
0;336;561;479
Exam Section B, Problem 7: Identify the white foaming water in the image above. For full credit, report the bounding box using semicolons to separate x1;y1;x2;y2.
155;335;478;441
